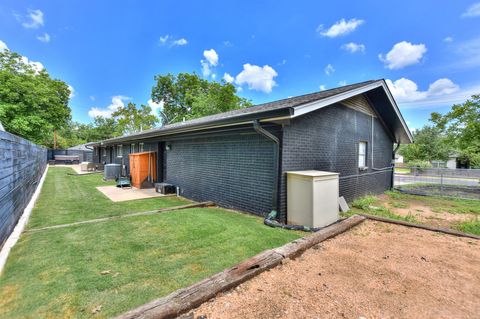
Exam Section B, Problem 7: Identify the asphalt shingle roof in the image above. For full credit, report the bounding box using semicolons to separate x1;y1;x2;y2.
101;80;378;143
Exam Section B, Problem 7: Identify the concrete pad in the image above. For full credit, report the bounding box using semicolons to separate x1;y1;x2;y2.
96;185;171;202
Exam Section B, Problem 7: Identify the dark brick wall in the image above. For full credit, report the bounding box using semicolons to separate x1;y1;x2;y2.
279;103;393;221
165;131;275;216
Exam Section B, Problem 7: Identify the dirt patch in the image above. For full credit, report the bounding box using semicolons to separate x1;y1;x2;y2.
386;203;477;229
194;221;480;319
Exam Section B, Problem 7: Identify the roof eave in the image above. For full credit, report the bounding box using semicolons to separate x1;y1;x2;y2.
99;107;293;145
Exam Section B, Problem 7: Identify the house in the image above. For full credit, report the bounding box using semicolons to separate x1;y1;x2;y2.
91;79;412;222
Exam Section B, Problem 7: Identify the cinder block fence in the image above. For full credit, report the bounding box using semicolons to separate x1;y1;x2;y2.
0;131;47;247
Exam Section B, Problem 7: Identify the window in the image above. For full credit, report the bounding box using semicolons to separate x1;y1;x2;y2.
358;141;367;168
102;148;106;157
117;145;123;157
139;143;144;152
130;143;136;153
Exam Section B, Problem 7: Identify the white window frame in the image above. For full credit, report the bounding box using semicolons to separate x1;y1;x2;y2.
130;143;136;153
358;141;367;168
102;147;106;157
139;143;144;152
117;145;123;158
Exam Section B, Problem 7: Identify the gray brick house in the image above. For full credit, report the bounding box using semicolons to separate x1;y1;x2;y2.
91;79;412;222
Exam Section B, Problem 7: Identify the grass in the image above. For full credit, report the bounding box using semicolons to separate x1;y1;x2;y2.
0;167;300;318
394;167;411;174
348;195;416;223
28;167;190;228
347;190;480;235
456;218;480;235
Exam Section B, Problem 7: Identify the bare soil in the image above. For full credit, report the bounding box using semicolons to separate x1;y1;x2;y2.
386;203;476;229
194;221;480;319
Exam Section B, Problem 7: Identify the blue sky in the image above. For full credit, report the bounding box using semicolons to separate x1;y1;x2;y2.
1;0;479;132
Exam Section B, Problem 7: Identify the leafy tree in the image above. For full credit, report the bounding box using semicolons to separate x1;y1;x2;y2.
112;102;158;135
430;95;480;167
399;125;451;163
151;72;251;125
0;50;71;146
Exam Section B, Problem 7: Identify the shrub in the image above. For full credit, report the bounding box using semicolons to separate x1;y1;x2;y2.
406;160;432;169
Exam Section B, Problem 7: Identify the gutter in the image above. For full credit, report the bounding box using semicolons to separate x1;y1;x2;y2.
252;120;280;214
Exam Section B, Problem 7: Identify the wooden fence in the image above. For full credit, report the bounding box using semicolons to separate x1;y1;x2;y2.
0;131;47;247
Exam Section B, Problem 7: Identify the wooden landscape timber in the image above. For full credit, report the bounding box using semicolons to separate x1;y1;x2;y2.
360;213;480;240
115;215;366;319
25;201;215;233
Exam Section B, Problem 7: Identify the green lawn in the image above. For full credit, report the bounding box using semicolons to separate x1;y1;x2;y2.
27;167;190;229
0;168;300;318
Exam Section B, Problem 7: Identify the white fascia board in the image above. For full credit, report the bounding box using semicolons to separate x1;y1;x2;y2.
379;81;414;143
292;80;413;144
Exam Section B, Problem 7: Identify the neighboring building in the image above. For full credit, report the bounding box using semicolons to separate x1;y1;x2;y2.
91;80;412;222
394;153;404;164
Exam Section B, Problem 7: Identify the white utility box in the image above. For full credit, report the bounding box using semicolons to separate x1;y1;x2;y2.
286;170;339;228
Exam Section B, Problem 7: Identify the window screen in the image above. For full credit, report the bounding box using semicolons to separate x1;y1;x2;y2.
139;143;144;152
358;141;367;168
117;145;123;157
131;143;136;153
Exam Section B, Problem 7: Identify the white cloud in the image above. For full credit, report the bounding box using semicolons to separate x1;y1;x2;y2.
0;40;8;52
223;41;233;47
338;80;347;86
159;35;169;44
89;96;95;101
462;2;480;17
20;56;44;73
200;49;218;78
147;99;164;117
379;41;427;69
386;78;462;107
159;35;188;47
88;95;129;118
235;64;278;93
341;42;365;53
37;33;50;43
324;63;335;75
317;18;364;38
200;60;211;77
1;40;44;73
203;49;218;66
223;73;234;83
19;9;44;29
443;36;454;43
68;85;75;99
171;38;188;46
319;85;326;91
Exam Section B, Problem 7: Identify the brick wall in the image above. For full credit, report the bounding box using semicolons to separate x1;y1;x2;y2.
0;131;47;247
279;103;393;221
165;131;275;216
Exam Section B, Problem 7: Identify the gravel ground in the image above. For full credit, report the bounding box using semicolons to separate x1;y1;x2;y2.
193;221;480;319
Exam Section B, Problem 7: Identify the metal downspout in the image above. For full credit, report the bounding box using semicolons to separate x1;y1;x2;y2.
253;120;280;215
392;142;401;188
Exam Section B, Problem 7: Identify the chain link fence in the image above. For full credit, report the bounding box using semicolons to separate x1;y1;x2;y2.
394;167;480;200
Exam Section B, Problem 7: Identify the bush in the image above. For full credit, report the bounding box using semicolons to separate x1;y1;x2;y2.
406;160;432;169
351;196;377;210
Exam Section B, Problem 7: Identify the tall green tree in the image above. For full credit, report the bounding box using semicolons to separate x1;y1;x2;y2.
431;95;480;167
151;73;251;125
0;50;71;146
399;125;451;163
112;102;158;135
